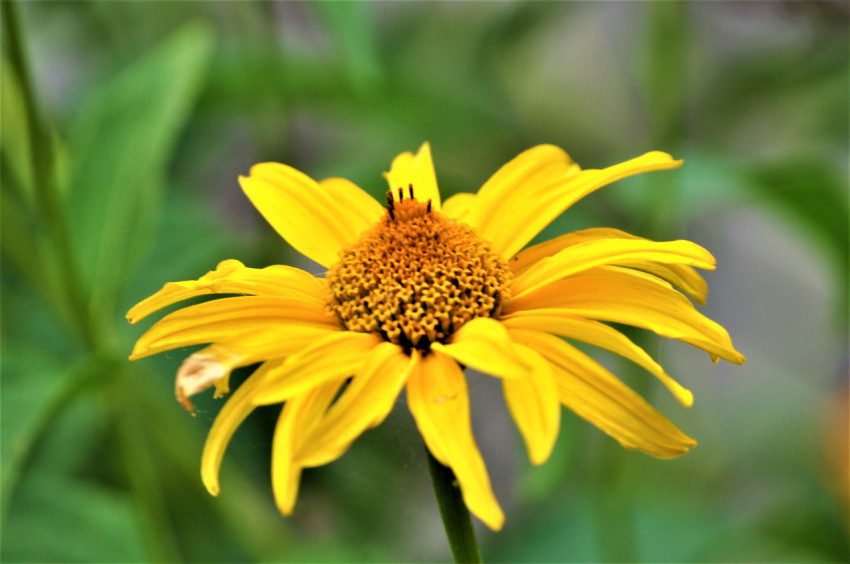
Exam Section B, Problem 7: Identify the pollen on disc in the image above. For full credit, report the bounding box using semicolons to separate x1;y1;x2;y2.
326;190;511;353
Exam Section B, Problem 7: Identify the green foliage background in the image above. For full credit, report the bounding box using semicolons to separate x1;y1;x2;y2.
2;2;847;562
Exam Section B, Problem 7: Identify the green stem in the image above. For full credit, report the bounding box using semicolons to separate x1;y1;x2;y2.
425;446;483;564
109;370;183;562
2;0;100;349
641;1;687;239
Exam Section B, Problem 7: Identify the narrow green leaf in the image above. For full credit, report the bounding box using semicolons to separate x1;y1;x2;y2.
65;22;214;326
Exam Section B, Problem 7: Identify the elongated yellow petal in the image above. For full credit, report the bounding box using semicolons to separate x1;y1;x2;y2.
272;443;302;514
502;344;560;465
508;228;625;275
509;328;696;458
129;296;336;360
431;317;529;379
296;344;417;467
270;381;343;515
250;331;381;405
189;326;340;371
506;267;746;364
201;360;283;496
501;310;693;406
511;238;715;299
383;142;441;210
441;192;475;220
465;145;578;258
509;228;708;303
240;163;378;267
467;149;681;259
319;177;385;228
127;259;327;324
406;350;504;530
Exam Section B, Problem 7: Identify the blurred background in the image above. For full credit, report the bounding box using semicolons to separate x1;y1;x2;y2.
2;1;847;562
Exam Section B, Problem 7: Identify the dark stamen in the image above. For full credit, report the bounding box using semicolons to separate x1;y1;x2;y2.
398;187;404;201
426;199;432;213
386;189;395;220
408;184;414;199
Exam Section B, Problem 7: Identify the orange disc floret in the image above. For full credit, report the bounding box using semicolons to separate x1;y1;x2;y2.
327;187;511;353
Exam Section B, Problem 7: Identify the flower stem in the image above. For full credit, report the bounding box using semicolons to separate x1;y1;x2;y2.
425;446;483;564
2;0;100;350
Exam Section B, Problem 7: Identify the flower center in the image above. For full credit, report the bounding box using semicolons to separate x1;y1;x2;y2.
327;187;512;354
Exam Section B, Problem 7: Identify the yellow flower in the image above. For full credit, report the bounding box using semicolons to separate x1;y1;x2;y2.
128;143;745;531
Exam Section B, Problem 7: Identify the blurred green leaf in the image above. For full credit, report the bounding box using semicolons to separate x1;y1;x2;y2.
641;2;686;147
1;181;48;301
0;54;34;198
516;413;583;503
744;159;848;284
0;347;112;520
66;22;213;327
312;2;383;96
110;369;183;562
1;470;147;562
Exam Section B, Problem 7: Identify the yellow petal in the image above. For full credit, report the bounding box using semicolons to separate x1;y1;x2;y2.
441;192;475;220
250;331;381;405
506;267;746;365
465;145;578;259
509;228;708;303
127;259;327;324
508;228;623;276
202;326;340;370
431;317;530;379
631;262;708;305
467;149;681;259
511;238;715;299
502;344;560;465
129;295;336;360
296;344;417;467
240;163;379;267
383;142;441;211
406;350;504;530
502;310;693;406
270;380;343;515
509;328;697;458
319;177;385;228
201;359;284;496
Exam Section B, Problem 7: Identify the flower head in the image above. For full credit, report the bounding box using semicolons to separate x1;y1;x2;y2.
128;143;745;530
